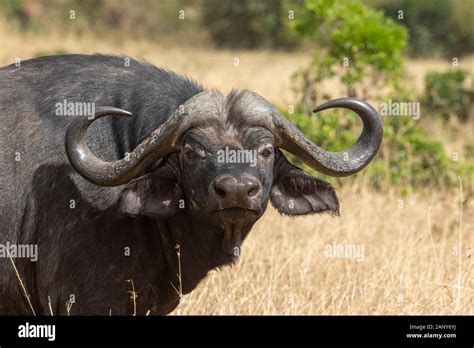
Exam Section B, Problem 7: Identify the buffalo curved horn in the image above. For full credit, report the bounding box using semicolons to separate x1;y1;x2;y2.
65;106;184;186
271;98;383;176
65;91;221;187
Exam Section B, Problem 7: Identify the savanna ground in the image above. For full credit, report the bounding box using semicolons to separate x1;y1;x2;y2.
1;22;472;315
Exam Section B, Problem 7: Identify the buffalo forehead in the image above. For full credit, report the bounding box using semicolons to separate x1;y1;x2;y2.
181;90;276;145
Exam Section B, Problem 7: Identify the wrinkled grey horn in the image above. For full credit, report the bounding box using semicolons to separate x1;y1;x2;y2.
65;106;184;186
273;98;383;177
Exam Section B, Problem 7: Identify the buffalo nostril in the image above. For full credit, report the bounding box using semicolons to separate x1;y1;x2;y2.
214;177;232;199
215;186;226;198
247;185;259;197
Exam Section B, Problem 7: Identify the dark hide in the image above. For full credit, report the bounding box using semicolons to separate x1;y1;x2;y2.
0;55;338;315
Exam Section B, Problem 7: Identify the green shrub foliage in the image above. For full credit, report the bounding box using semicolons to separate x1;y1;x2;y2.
288;0;472;190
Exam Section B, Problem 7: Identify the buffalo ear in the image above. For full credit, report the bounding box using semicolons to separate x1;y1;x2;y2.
270;151;339;216
118;172;183;219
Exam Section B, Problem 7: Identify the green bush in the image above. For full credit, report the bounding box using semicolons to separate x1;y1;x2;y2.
200;0;299;49
0;0;31;29
0;0;195;41
291;0;407;105
288;0;472;190
363;0;474;57
423;69;470;121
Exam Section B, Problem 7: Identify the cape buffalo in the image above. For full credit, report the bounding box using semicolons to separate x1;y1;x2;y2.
0;54;382;315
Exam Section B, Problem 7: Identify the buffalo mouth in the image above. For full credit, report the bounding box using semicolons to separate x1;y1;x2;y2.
207;207;259;268
207;218;243;268
216;207;258;221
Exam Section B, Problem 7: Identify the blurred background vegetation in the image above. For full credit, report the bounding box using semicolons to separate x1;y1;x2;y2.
0;0;472;193
1;0;472;55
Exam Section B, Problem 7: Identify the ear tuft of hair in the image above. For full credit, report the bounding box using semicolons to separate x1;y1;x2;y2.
275;173;340;216
285;175;321;195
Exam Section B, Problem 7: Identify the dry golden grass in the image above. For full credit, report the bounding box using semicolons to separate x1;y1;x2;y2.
0;20;308;107
0;20;459;108
1;21;472;315
173;183;473;315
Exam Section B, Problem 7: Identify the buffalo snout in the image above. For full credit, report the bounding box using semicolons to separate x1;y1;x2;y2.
211;174;262;211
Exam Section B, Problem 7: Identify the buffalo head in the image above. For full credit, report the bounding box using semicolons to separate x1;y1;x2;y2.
65;90;382;266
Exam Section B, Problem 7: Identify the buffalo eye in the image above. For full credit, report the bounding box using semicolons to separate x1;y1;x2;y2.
185;150;201;161
259;146;273;159
183;142;206;162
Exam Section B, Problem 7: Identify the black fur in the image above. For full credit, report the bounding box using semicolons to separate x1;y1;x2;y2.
0;55;338;315
0;55;205;314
